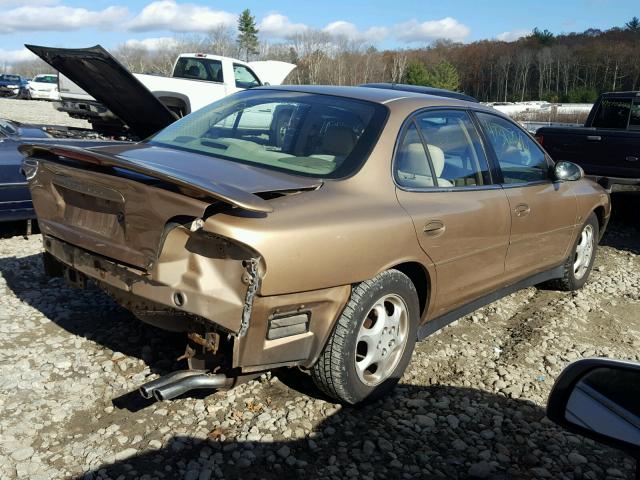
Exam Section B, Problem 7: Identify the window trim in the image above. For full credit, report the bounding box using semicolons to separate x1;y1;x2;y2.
471;109;555;188
392;106;499;193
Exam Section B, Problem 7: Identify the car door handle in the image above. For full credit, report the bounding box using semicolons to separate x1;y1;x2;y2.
514;204;531;217
586;135;601;141
626;156;639;162
423;220;445;236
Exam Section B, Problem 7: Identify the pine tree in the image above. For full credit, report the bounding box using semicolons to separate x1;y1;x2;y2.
237;9;259;61
625;16;640;32
426;61;459;91
405;61;430;86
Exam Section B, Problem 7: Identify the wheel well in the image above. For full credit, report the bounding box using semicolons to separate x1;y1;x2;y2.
593;206;605;232
391;262;430;317
158;96;189;117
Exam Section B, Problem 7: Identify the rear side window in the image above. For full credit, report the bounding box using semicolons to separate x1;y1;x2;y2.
629;101;640;131
416;110;491;187
395;123;435;188
173;58;223;82
234;64;261;89
476;112;549;184
592;99;632;129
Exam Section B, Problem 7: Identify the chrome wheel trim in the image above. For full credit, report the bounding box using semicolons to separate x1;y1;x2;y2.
573;224;594;280
355;293;409;387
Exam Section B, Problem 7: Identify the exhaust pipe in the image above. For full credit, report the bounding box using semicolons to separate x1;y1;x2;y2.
139;370;205;399
153;373;235;401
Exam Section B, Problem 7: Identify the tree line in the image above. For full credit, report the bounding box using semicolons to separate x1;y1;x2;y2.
8;12;640;103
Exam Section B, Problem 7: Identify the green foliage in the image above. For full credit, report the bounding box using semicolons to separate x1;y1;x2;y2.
405;60;459;91
625;16;640;32
405;61;430;86
564;86;599;103
237;9;259;61
531;27;554;46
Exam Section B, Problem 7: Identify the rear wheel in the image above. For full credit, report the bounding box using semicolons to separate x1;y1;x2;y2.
311;269;419;404
550;212;599;291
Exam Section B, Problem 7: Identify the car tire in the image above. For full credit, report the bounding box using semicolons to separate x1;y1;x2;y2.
311;269;419;404
550;212;599;291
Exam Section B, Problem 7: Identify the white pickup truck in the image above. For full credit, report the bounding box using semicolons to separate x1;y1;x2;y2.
27;45;296;138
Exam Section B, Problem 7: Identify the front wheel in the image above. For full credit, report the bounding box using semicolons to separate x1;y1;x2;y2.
311;269;419;404
551;212;599;291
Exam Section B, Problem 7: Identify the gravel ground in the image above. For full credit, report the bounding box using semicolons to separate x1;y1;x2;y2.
0;97;90;128
0;195;638;480
0;99;638;479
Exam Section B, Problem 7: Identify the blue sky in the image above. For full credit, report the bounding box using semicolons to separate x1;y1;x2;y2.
0;0;637;63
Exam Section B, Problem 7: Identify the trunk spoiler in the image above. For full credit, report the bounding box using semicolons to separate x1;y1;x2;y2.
19;144;277;213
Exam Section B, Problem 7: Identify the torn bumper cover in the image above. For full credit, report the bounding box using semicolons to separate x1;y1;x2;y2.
43;228;259;336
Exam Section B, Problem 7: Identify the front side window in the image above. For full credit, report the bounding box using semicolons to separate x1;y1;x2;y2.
173;58;223;82
149;89;387;179
476;112;549;184
234;64;260;89
628;101;640;131
592;99;632;129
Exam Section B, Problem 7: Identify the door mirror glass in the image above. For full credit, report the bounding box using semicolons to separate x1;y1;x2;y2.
548;359;640;455
554;161;584;181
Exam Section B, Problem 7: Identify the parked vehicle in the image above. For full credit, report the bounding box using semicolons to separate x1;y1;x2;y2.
26;74;60;101
547;358;640;476
0;74;28;98
27;44;296;138
21;86;610;404
535;91;640;191
1;118;121;222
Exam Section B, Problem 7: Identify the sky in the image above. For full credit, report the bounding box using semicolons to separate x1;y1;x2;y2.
0;0;637;64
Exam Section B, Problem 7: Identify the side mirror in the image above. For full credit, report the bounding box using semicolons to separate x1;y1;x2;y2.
554;161;584;182
547;358;640;458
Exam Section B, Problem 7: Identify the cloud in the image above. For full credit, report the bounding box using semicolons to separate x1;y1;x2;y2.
322;21;389;42
126;0;235;33
395;17;470;43
123;37;179;50
0;5;128;33
0;48;38;63
259;13;308;38
496;29;532;42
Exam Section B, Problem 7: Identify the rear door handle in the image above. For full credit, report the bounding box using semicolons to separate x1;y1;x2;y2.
514;204;531;217
423;220;445;236
586;135;601;141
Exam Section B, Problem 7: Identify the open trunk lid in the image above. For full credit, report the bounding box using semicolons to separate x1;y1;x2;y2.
26;44;176;139
247;61;297;86
21;143;321;270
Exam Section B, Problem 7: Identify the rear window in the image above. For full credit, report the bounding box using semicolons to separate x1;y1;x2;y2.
592;98;632;129
173;57;223;83
34;75;57;84
149;89;388;179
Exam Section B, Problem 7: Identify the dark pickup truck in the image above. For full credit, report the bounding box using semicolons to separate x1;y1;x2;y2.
536;91;640;191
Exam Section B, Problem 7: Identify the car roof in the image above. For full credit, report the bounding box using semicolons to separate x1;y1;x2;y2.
257;85;482;108
360;83;479;103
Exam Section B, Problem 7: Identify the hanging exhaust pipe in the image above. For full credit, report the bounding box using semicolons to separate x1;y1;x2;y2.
139;370;206;399
153;373;236;401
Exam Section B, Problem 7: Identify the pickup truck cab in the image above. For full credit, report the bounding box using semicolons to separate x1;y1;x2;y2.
536;92;640;191
36;45;296;137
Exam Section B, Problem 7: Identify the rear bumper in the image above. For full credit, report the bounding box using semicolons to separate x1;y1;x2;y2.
587;175;640;192
43;233;350;371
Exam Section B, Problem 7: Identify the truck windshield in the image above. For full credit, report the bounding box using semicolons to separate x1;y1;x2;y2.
173;57;223;83
148;89;388;179
592;98;632;129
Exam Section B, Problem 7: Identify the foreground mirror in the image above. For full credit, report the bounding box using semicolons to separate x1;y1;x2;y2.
554;161;584;181
548;358;640;458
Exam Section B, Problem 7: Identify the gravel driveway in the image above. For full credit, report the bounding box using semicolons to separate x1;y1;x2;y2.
0;100;638;479
0;98;90;128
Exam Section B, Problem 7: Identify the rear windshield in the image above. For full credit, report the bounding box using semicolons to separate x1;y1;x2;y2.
173;57;223;82
149;89;388;179
34;75;57;84
2;75;20;82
